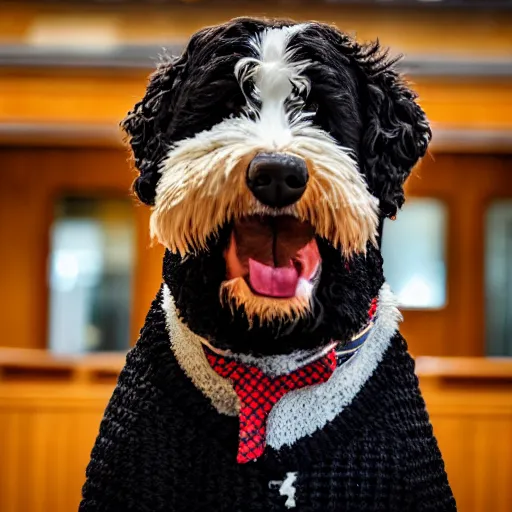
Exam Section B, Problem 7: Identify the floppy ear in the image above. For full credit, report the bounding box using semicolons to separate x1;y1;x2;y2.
360;56;431;218
121;54;186;205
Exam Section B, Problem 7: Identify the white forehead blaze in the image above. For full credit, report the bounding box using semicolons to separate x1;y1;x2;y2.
235;25;310;147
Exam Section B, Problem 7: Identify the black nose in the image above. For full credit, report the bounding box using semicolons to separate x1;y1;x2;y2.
246;153;308;208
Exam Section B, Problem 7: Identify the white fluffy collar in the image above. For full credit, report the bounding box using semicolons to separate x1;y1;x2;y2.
161;283;402;447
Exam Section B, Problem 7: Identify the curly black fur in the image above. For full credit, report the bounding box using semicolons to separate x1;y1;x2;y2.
290;23;431;218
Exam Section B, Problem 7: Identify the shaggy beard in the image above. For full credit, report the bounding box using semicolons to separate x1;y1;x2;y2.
163;226;385;356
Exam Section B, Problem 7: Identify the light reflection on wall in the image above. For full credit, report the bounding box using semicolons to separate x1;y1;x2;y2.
486;200;512;356
48;197;135;354
382;199;447;309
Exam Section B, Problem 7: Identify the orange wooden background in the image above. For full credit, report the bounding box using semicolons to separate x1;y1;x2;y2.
0;3;510;355
1;72;511;138
2;2;512;58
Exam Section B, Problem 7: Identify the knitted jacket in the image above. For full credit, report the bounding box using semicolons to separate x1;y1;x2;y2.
80;285;456;512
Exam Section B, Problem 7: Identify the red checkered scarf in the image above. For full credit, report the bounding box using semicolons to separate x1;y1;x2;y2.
205;348;337;463
204;298;377;464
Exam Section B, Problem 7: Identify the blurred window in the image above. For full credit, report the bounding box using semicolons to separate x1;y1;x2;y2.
485;200;512;356
382;199;447;309
48;197;135;354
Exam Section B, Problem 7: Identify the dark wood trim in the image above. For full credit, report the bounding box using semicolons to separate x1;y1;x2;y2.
0;123;123;148
4;0;511;9
1;44;512;78
432;127;512;153
0;44;184;70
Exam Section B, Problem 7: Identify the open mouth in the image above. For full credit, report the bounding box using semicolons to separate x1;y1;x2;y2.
224;215;321;299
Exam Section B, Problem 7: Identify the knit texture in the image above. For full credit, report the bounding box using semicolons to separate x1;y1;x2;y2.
80;288;457;512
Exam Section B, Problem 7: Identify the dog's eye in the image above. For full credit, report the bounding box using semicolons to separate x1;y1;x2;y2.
305;99;319;114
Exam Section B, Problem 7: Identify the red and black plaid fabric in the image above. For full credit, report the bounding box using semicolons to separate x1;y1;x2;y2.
368;298;378;320
206;349;337;464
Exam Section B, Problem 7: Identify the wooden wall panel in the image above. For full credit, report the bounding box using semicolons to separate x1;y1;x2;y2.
428;415;512;512
0;388;110;512
414;79;512;131
0;70;147;128
401;154;512;357
419;363;512;512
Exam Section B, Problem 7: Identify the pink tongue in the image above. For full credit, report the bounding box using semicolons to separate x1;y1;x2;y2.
248;258;299;298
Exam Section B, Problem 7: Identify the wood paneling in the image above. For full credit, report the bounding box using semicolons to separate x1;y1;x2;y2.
0;350;123;511
417;357;512;512
0;387;111;512
1;350;512;512
415;79;512;131
1;6;512;141
0;69;147;128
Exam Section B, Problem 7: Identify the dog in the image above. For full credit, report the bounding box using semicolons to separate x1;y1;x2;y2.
80;17;456;511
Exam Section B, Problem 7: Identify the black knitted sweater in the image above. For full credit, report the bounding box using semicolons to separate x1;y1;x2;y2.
80;290;456;511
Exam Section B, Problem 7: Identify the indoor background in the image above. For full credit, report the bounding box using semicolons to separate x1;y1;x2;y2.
0;1;511;511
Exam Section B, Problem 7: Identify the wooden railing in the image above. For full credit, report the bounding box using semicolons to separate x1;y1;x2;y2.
1;348;511;512
0;349;124;512
416;357;512;512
